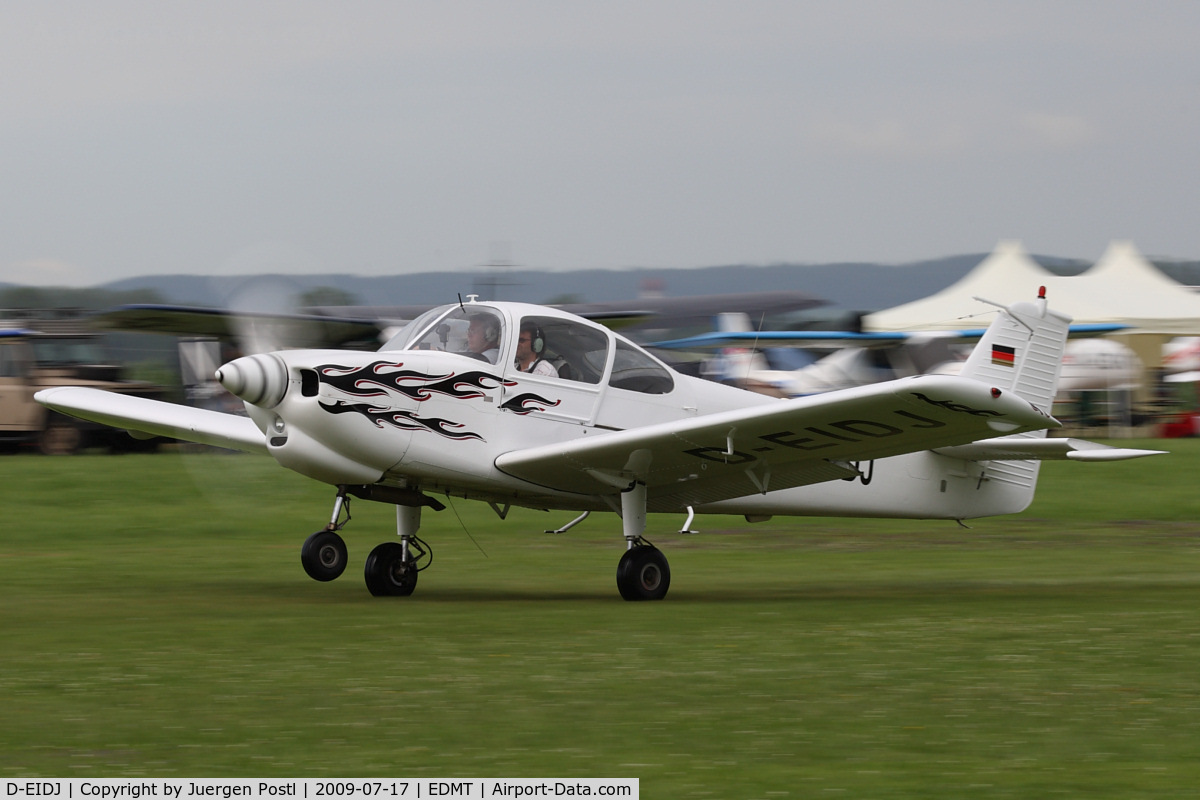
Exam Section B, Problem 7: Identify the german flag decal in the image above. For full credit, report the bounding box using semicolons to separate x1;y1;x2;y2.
991;344;1016;367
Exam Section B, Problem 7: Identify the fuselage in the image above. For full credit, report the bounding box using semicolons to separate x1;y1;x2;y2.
221;299;1037;521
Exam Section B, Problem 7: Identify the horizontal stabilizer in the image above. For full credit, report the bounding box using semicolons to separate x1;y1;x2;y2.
35;387;266;454
933;437;1167;462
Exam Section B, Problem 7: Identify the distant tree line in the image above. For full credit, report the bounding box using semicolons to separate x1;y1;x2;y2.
0;286;168;311
297;286;359;307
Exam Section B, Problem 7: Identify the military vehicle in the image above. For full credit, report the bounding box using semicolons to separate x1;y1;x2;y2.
1;311;167;454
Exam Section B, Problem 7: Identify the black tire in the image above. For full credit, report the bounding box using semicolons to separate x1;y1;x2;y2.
364;542;419;597
616;545;671;601
301;530;349;582
38;417;83;455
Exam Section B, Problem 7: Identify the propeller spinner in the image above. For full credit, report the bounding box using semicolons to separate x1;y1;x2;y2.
216;353;288;408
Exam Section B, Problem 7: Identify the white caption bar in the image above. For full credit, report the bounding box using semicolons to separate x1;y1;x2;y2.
4;780;638;800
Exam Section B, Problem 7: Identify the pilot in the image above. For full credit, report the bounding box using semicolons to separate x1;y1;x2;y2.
515;321;558;377
465;314;501;363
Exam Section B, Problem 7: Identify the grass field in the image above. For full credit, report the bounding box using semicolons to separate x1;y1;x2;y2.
2;440;1199;797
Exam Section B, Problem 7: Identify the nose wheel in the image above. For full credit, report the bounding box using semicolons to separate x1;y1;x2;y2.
363;503;431;597
364;540;424;596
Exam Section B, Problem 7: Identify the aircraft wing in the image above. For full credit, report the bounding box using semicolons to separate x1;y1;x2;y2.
35;387;266;454
496;374;1056;510
933;437;1166;462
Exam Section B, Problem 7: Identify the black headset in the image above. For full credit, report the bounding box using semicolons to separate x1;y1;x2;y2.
470;314;500;343
523;323;545;355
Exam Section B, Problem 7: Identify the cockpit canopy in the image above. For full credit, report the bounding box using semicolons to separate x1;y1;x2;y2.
379;302;675;395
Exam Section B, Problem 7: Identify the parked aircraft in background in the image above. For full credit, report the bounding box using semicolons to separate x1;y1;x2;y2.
1057;339;1143;393
1164;336;1200;384
652;314;1131;399
39;290;1162;600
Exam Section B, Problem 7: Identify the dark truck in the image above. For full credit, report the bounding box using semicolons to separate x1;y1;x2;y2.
1;314;167;454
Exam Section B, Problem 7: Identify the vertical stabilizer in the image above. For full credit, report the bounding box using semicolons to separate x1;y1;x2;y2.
954;288;1072;507
960;288;1072;416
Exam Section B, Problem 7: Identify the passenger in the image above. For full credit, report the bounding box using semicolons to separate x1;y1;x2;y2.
515;321;558;377
465;314;501;363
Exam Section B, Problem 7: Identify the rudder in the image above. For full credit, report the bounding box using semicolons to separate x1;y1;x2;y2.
959;287;1072;416
954;287;1072;507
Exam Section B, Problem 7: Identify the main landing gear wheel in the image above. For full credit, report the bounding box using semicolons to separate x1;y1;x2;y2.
616;544;671;601
301;530;348;581
364;542;419;596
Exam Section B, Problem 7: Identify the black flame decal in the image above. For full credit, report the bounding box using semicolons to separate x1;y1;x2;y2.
319;399;484;441
317;361;515;401
313;360;566;439
500;392;561;415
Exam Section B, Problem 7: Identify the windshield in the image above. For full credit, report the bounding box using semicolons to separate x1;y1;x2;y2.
379;307;448;351
379;304;507;365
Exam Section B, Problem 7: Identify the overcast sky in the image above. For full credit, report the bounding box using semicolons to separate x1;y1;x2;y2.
3;1;1199;287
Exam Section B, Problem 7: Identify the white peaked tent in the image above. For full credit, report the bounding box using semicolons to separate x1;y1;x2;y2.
865;240;1200;415
867;240;1200;336
865;241;1058;333
1061;241;1200;335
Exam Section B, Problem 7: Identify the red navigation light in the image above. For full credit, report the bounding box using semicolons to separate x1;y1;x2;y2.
1038;285;1047;299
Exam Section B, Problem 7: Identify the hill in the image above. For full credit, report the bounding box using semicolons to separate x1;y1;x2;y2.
98;255;987;312
10;253;1199;313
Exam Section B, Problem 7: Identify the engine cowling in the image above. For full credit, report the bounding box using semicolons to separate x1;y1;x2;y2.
218;350;419;486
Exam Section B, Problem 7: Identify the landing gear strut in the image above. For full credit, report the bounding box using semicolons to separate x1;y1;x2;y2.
302;486;437;595
613;480;671;601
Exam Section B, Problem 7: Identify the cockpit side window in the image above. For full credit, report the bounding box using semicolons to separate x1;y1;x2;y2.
609;340;675;394
518;315;609;385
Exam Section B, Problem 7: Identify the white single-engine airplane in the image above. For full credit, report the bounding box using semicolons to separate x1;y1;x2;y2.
37;289;1164;600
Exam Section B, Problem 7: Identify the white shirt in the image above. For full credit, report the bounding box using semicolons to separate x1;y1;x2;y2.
520;358;558;377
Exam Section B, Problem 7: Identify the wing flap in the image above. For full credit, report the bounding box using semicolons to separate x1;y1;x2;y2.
645;459;860;513
35;387;266;454
496;374;1057;504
